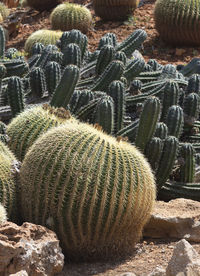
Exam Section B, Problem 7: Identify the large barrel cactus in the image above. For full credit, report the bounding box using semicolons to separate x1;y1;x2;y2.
154;0;200;45
19;121;156;260
24;30;62;55
0;142;19;221
7;105;74;161
26;0;62;11
93;0;139;21
50;2;92;33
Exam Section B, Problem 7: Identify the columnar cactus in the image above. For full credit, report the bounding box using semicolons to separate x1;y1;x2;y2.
7;105;74;161
93;0;139;21
24;30;63;55
50;2;92;33
154;0;200;45
26;0;62;11
19;121;156;260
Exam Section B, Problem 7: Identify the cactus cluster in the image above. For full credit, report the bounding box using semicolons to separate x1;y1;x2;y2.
93;0;139;21
154;0;200;45
50;2;92;33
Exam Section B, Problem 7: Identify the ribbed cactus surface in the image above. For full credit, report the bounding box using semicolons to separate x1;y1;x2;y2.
0;142;19;221
50;3;92;33
0;203;7;225
7;105;74;161
24;30;62;55
154;0;200;45
20;121;156;260
93;0;139;20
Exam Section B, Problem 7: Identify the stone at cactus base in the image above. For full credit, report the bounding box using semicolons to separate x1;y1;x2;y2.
144;199;200;242
9;271;28;276
0;222;64;275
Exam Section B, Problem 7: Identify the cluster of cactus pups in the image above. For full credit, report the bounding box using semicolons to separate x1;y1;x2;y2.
1;25;200;259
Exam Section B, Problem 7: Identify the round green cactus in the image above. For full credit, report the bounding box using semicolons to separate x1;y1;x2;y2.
154;0;200;45
20;121;156;260
0;142;19;221
50;2;92;33
7;104;75;161
24;30;62;55
26;0;62;11
93;0;139;21
0;203;7;225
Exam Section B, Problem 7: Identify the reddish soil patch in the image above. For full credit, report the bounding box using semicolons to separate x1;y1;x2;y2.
4;0;200;65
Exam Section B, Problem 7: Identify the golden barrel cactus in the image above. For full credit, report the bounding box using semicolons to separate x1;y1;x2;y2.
93;0;139;21
20;121;156;260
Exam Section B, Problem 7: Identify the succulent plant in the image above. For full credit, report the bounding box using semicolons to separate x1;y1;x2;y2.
24;30;63;55
20;121;156;260
93;0;139;21
26;0;62;11
154;0;200;45
50;2;92;33
7;105;74;161
0;141;19;221
0;2;9;20
0;203;7;225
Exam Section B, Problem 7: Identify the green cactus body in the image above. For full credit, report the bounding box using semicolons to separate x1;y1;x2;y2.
2;60;29;78
76;98;100;121
25;30;63;55
45;61;61;96
186;74;200;95
93;96;114;134
156;136;179;190
62;43;81;68
30;67;47;98
0;26;5;58
103;33;118;47
0;203;7;225
98;37;113;50
95;45;115;76
50;65;80;108
0;141;19;221
184;93;200;126
60;30;88;59
179;143;195;183
145;137;163;171
116;119;139;142
154;122;168;139
7;105;74;161
114;51;127;65
129;80;142;95
19;121;156;260
107;81;125;134
7;77;25;118
27;0;61;11
135;97;161;152
116;29;147;58
154;0;200;45
91;60;124;91
160;80;180;121
124;57;145;82
31;42;45;56
69;90;95;114
50;3;92;33
93;0;139;21
165;105;184;139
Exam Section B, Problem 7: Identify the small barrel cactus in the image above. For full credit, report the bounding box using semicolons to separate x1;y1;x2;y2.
50;2;92;33
154;0;200;45
24;30;63;55
0;203;7;225
93;0;139;21
26;0;62;11
19;121;156;260
7;104;75;161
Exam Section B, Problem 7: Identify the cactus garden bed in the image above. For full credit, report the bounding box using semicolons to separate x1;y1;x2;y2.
5;0;200;65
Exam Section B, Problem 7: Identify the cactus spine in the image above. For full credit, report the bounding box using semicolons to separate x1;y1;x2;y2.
19;121;156;260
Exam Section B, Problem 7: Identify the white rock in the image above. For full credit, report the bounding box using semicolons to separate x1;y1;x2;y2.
148;266;166;276
9;270;28;276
